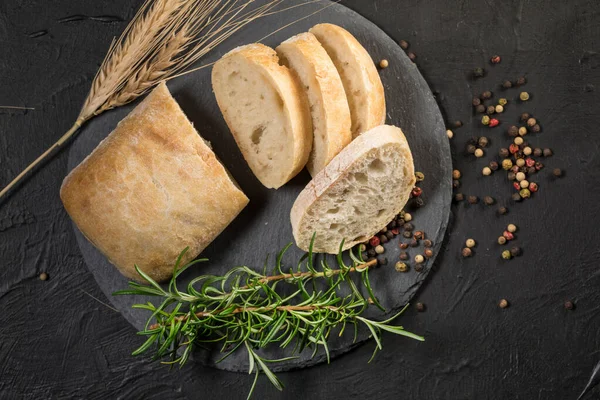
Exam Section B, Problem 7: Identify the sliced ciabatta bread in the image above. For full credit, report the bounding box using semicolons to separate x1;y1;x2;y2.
212;43;312;189
276;32;352;177
291;125;415;254
310;23;386;138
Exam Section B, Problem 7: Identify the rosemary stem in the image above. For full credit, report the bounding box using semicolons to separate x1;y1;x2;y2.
0;118;85;200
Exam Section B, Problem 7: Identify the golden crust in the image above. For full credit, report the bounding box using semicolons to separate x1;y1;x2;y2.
61;83;249;282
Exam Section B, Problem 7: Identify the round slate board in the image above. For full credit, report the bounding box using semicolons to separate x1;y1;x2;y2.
68;0;451;373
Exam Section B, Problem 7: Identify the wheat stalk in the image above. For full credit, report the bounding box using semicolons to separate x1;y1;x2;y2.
0;0;297;201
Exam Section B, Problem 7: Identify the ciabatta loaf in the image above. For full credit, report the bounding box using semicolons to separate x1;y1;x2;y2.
310;23;386;138
212;43;312;189
291;125;415;254
61;83;249;282
276;32;352;176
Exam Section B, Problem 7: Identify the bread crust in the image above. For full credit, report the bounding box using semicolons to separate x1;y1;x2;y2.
60;83;249;282
276;32;352;176
310;23;386;138
291;125;415;253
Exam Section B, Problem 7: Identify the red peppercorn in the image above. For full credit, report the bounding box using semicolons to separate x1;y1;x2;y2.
369;236;380;247
503;231;514;240
529;182;538;192
411;187;422;197
490;55;501;64
510;165;520;173
513;182;521;190
509;144;519;154
525;158;535;167
391;228;400;235
489;118;500;127
535;162;544;171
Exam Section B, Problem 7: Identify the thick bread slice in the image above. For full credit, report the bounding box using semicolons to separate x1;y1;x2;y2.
310;23;386;138
61;83;249;282
276;32;352;176
212;43;312;189
291;125;415;254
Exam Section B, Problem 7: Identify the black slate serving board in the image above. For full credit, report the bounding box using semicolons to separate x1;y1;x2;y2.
67;0;451;373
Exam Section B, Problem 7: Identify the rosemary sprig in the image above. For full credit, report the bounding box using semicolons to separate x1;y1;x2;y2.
114;238;424;399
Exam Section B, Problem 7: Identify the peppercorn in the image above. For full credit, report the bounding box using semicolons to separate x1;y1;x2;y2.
513;182;521;190
39;272;48;281
474;148;484;158
475;104;486;113
399;251;409;261
519;188;531;198
369;236;380;247
553;168;563;177
395;262;408;272
498;206;508;215
379;59;389;69
403;231;413;239
502;80;512;88
515;158;525;168
532;148;542;158
498;98;507;106
532;124;541;133
414;263;424;272
413;197;425;208
391;228;400;235
404;213;412;222
416;302;426;312
368;249;377;258
414;231;424;240
381;226;388;233
515;127;525;138
507;224;517;233
507;172;516;181
466;144;476;155
514;137;524;145
508;126;518;137
481;115;490;125
424;239;433;248
486;105;495;115
484;196;495;205
452;169;461;179
410;239;419;247
529;182;538;192
482;167;492;176
375;245;385;254
517;76;526;86
498;236;507;245
358;244;367;252
454;193;464;202
415;172;425;182
535;162;544;171
543;148;553;157
377;256;388;265
387;220;397;230
511;165;520;174
408;52;417;61
564;300;574;310
499;299;509;308
520;112;530;121
462;247;472;257
520;179;529;189
527;117;537;127
468;195;479;204
489;118;499;128
472;97;481;106
495;105;504;113
512;192;522;202
466;238;476;248
424;248;434;258
386;230;394;239
446;129;454;139
488;161;499;171
510;246;522;257
415;254;425;264
503;230;515;240
523;146;532;156
399;39;409;50
482;90;492;99
502;159;513;170
520;92;530;101
404;222;414;232
490;55;501;64
502;250;512;260
380;234;389;244
399;242;409;250
499;148;509;158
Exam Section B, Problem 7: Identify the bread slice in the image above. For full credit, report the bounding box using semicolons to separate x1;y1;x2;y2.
276;32;352;176
212;43;312;189
291;125;415;254
61;83;249;282
310;23;386;138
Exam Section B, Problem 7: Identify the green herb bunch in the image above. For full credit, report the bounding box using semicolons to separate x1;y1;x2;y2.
114;238;424;399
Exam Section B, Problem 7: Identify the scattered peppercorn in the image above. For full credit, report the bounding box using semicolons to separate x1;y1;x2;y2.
416;302;426;312
375;245;385;254
424;248;434;258
510;246;522;257
514;137;524;145
532;124;541;133
466;238;476;248
519;179;529;189
386;230;394;239
369;236;380;247
359;244;367;252
478;137;489;148
39;272;48;281
543;148;553;157
481;115;490;125
446;129;454;139
482;167;492;176
454;193;464;202
387;220;397;230
535;161;544;171
502;159;513;170
489;118;500;128
497;236;507;245
512;192;522;202
414;231;424;240
516;76;526;86
380;234;389;244
413;197;425;208
468;195;479;204
377;256;388;266
379;59;389;69
523;146;532;156
395;262;409;272
553;168;563;177
399;242;409;250
462;247;472;257
518;127;527;136
411;186;422;197
489;161;499;171
474;148;484;157
498;206;508;215
414;263;424;273
404;222;414;231
519;92;530;101
409;239;418;248
526;117;536;127
404;213;412;222
529;182;538;192
486;105;496;115
403;231;412;239
408;52;416;61
472;97;481;106
508;172;516;181
399;251;409;261
490;55;501;64
501;250;512;260
495;105;504;113
520;112;530;121
467;144;477;154
503;231;515;241
415;172;425;182
499;299;509;309
502;80;512;89
527;166;537;175
415;254;425;264
508;126;518;137
507;224;517;233
424;239;433;248
482;90;492;99
519;188;531;198
484;196;495;205
499;98;508;106
564;300;574;310
453;180;460;189
516;158;525;167
533;148;543;157
399;39;409;49
367;249;376;257
452;169;461;179
476;104;486;113
499;148;509;158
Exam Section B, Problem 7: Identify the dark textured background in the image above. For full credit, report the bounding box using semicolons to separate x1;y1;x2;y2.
1;1;599;399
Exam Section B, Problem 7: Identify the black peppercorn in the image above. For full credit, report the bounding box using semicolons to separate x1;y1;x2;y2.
403;223;414;231
532;124;541;133
527;166;536;175
455;193;464;202
452;120;463;128
399;39;409;50
410;239;419;247
386;230;394;239
380;235;388;244
553;168;563;177
462;247;472;257
511;192;522;202
424;248;434;258
453;179;461;189
564;300;574;310
472;97;481;106
507;171;516;181
520;112;530;122
473;67;485;78
533;148;543;157
481;91;492;99
408;52;416;61
377;256;388;266
502;80;512;88
424;239;433;248
508;126;518;137
484;196;495;205
403;231;412;239
413;197;425;208
516;76;526;86
399;252;409;261
486;105;496;115
489;161;499;171
543;148;553;157
498;206;508;215
367;248;376;257
510;246;522;257
475;104;486;113
478;137;489;148
387;220;397;229
414;231;424;240
498;148;509;158
416;302;426;312
414;263;424;272
467;195;479;204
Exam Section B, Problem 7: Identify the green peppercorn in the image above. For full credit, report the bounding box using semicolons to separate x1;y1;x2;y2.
520;188;531;198
486;105;496;115
520;92;530;101
482;115;490;125
499;98;508;106
415;171;425;181
502;80;512;89
510;246;522;257
499;148;509;157
395;262;409;272
502;250;512;260
502;159;513;170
